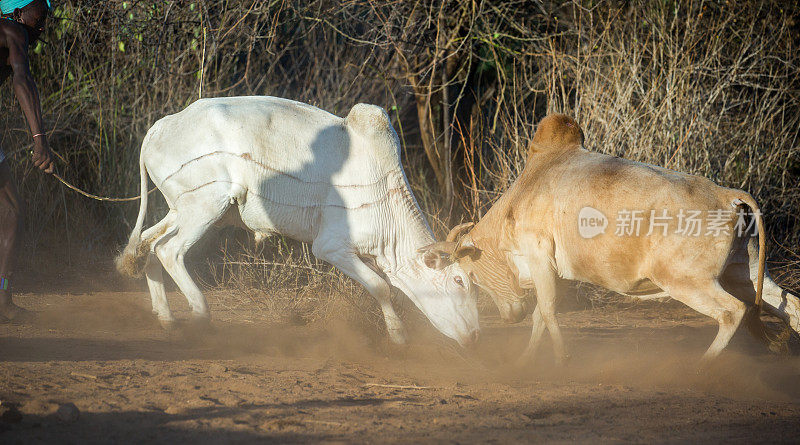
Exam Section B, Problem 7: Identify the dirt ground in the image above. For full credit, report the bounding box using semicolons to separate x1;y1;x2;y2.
3;288;800;444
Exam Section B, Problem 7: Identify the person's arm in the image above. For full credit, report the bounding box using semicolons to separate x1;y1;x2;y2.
4;24;52;173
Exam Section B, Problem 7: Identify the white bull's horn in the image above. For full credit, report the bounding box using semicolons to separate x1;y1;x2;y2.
417;241;457;255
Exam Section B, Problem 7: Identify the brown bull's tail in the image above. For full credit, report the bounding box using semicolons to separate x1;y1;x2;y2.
730;191;789;351
731;192;765;309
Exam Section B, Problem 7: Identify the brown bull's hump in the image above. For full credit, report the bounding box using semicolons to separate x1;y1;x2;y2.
529;114;584;155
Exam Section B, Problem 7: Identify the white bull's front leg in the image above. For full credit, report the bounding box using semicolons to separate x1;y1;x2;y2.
312;240;407;345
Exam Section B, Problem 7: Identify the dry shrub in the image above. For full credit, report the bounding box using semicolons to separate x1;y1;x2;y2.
0;0;797;315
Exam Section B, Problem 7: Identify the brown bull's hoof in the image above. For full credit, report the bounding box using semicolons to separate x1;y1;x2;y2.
513;353;534;370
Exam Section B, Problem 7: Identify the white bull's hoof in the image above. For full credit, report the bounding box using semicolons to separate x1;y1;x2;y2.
188;313;215;332
177;314;216;343
158;317;177;331
387;326;408;345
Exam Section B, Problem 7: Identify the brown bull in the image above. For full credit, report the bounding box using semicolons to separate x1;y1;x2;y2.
421;114;800;362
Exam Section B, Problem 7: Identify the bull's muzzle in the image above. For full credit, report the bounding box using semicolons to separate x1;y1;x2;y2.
462;329;480;349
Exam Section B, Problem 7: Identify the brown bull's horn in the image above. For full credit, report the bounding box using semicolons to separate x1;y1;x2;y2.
446;222;475;243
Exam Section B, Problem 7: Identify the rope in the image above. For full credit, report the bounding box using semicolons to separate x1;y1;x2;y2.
52;172;156;202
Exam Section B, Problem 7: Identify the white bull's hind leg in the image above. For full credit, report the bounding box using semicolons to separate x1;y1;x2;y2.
141;212;177;326
155;187;232;322
759;274;800;335
145;252;173;326
312;243;407;344
743;238;800;333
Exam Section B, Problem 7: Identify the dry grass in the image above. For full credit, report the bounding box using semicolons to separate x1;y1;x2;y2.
197;233;392;333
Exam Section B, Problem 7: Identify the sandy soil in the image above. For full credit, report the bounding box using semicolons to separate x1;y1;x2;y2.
2;290;800;443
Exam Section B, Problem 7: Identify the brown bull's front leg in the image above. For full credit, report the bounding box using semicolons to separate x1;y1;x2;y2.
531;264;568;365
516;305;546;367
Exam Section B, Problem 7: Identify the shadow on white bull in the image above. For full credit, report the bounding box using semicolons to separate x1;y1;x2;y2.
115;96;479;348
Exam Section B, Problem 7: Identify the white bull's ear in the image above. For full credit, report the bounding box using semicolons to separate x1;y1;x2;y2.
417;241;456;270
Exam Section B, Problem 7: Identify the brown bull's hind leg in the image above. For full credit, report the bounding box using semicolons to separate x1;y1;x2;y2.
0;161;28;321
655;276;747;361
720;253;793;353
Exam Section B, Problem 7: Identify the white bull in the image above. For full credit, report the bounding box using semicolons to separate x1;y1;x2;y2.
116;96;480;347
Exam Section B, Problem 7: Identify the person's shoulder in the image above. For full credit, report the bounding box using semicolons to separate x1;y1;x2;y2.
0;18;28;47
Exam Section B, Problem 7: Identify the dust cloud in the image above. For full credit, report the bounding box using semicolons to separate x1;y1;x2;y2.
2;292;800;442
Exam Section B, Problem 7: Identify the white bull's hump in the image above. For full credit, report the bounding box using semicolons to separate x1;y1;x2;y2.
345;103;394;136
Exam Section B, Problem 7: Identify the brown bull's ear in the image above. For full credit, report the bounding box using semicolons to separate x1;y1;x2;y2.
446;222;475;243
454;236;481;260
417;241;457;270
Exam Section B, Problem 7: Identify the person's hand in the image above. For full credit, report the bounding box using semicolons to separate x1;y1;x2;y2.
32;136;54;173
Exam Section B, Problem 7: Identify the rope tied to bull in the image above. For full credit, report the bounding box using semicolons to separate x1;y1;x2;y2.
49;149;399;202
28;143;155;202
51;172;156;202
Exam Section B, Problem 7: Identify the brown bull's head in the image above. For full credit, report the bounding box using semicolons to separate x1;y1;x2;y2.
418;223;530;323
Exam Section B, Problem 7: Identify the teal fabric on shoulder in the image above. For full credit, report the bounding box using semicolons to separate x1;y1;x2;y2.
0;0;50;14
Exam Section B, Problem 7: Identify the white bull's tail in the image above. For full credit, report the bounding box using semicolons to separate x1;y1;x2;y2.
115;148;151;278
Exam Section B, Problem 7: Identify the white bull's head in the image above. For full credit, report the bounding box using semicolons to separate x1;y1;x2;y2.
385;252;480;348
